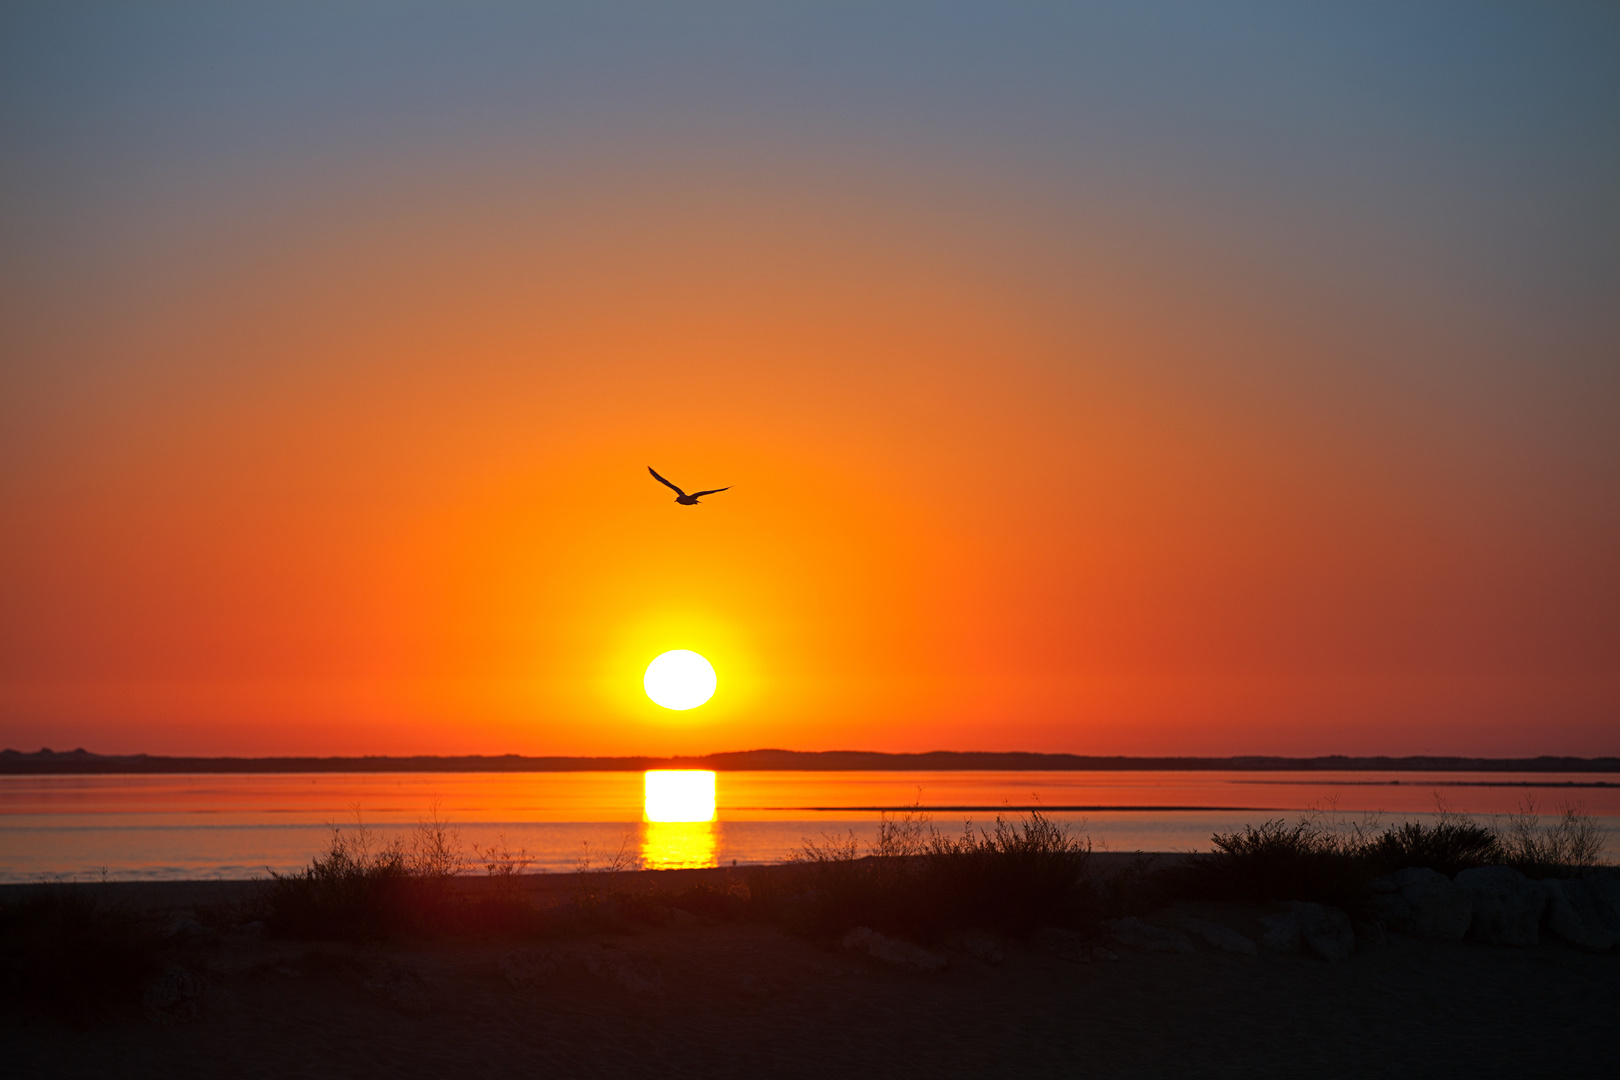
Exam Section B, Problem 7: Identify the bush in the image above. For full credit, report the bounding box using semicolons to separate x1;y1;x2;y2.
261;819;421;940
1500;801;1606;878
1362;816;1503;878
1163;802;1610;905
1164;818;1369;905
924;812;1096;933
757;808;1096;941
0;886;161;1022
261;810;547;940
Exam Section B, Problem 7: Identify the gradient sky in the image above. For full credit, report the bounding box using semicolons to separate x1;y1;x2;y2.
2;2;1617;757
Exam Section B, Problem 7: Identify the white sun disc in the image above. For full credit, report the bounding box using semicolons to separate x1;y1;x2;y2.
643;650;717;710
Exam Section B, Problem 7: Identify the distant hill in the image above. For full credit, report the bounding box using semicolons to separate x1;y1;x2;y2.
2;747;1616;774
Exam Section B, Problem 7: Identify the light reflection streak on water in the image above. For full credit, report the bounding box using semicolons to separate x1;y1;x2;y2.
640;820;719;870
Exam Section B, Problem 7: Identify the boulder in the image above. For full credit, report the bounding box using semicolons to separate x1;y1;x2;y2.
1102;917;1194;954
142;965;200;1025
1296;903;1356;962
1033;926;1091;963
1591;873;1620;929
959;929;1006;965
842;927;948;972
580;950;665;994
498;948;559;990
1258;904;1354;961
1543;876;1620;952
1369;868;1472;941
162;912;218;948
163;913;204;940
1177;916;1257;956
1258;911;1302;954
1454;866;1545;946
361;960;437;1014
1353;921;1387;948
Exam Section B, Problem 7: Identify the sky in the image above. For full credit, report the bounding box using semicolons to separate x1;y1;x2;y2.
1;1;1617;757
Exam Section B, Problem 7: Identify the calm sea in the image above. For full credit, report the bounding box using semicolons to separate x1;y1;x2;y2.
2;770;1615;882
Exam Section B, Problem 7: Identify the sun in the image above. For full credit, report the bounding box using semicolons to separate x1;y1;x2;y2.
643;649;717;710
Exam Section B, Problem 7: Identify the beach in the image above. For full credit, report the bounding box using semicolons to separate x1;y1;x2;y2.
6;867;1617;1079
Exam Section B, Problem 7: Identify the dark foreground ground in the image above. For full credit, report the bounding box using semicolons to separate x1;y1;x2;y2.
5;869;1617;1080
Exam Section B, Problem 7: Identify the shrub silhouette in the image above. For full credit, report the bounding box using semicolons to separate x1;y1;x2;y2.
1163;803;1608;906
757;808;1096;941
1500;801;1606;878
261;810;535;940
1364;818;1502;877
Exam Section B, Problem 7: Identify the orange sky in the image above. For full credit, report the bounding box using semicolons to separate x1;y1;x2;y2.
2;6;1616;756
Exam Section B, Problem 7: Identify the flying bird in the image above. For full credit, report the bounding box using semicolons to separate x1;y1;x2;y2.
648;467;730;505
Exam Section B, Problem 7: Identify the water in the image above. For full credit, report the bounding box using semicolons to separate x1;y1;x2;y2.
1;770;1615;882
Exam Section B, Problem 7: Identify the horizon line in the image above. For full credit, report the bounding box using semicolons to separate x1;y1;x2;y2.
3;747;1617;775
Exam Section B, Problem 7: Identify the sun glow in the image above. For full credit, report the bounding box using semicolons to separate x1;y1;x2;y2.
643;650;717;710
643;769;717;823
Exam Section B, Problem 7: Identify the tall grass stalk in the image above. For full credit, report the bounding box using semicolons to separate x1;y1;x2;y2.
764;806;1096;941
260;807;537;939
1500;800;1606;877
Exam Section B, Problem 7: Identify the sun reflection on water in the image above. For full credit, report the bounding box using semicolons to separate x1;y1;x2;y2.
640;770;719;869
643;770;716;822
640;819;719;870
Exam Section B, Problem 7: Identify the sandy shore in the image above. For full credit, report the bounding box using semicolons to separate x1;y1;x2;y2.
5;865;1617;1079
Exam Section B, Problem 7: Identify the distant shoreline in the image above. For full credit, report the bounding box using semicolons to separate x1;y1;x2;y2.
3;747;1617;775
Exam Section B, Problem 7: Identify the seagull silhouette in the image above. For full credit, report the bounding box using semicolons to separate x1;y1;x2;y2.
648;467;730;505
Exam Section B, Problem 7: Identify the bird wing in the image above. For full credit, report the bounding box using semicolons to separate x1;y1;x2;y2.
690;487;730;498
648;467;687;497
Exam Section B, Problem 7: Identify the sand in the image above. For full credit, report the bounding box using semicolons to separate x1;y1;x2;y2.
5;869;1617;1079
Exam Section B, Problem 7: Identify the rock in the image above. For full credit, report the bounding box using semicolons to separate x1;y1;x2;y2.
668;907;700;927
1369;868;1472;941
1590;873;1620;933
1103;917;1195;954
235;920;267;940
499;948;559;989
1032;926;1091;963
1295;903;1355;962
162;912;217;947
1177;917;1257;956
959;930;1005;965
1454;866;1545;946
1091;946;1120;962
163;913;203;940
1258;911;1302;954
842;927;948;973
142;965;200;1025
580;950;665;994
1543;876;1620;952
361;960;435;1014
1258;904;1354;961
1353;921;1387;948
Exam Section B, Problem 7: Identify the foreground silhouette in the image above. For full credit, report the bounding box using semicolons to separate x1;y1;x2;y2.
648;467;729;505
8;868;1615;1079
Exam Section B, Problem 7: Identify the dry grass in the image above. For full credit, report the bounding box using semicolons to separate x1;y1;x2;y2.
753;807;1097;941
1500;801;1607;878
259;808;545;940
